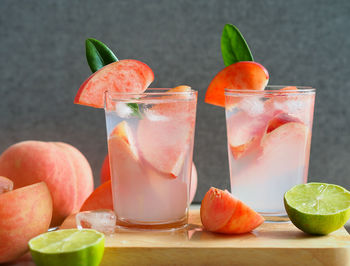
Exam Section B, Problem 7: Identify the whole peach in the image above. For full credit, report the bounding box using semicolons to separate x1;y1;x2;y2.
0;141;93;226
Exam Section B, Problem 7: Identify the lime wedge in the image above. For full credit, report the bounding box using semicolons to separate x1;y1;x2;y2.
29;229;105;266
284;183;350;235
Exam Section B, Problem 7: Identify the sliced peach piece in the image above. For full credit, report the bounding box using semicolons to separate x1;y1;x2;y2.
258;122;311;177
108;134;147;219
205;61;269;107
74;59;154;108
266;113;302;133
261;122;310;158
109;120;138;159
80;180;113;211
227;112;265;159
102;120;137;183
0;176;13;194
200;187;264;234
227;108;278;160
137;87;196;178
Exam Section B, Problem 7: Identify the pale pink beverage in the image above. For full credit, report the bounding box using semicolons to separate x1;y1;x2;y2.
105;89;197;229
225;86;315;216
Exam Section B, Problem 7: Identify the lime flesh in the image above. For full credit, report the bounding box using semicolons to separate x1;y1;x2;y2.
284;183;350;235
29;229;105;266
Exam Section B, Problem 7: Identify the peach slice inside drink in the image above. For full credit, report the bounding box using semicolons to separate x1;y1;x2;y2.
137;88;196;178
229;121;311;214
226;99;283;159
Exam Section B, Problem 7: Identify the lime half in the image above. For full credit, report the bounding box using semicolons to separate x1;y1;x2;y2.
29;229;105;266
284;182;350;235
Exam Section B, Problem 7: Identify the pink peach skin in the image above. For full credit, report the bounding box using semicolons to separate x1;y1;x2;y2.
0;141;93;226
0;182;52;263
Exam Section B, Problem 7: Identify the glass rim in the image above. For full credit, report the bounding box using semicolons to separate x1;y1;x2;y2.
105;88;197;98
104;88;197;105
224;85;315;96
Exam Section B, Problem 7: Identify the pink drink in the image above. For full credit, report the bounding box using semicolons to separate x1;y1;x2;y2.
225;86;315;216
105;89;197;229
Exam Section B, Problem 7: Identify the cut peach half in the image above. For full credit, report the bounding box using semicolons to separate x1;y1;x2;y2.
74;59;154;108
0;182;52;263
0;176;13;194
200;187;264;234
205;61;269;107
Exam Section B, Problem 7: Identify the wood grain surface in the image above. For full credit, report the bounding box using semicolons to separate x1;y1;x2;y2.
101;210;350;266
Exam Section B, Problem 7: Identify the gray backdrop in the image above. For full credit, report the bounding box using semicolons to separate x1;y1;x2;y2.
1;0;349;203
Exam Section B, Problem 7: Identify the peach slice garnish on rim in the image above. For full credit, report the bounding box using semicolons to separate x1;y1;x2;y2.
74;59;154;108
205;61;269;107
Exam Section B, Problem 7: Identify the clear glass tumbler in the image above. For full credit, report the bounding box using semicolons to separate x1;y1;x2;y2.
224;86;315;217
104;89;197;229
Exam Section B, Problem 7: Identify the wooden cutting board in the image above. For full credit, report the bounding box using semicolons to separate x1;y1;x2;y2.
101;210;350;266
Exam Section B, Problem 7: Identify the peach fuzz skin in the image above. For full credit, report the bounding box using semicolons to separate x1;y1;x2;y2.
0;182;52;263
200;187;264;234
205;61;269;107
74;59;154;108
0;141;93;226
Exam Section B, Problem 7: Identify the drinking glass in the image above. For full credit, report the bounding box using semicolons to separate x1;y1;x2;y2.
105;89;197;229
225;86;315;218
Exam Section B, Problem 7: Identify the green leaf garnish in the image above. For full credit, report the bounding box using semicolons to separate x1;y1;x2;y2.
85;38;142;117
127;103;142;118
221;24;254;66
85;38;118;73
